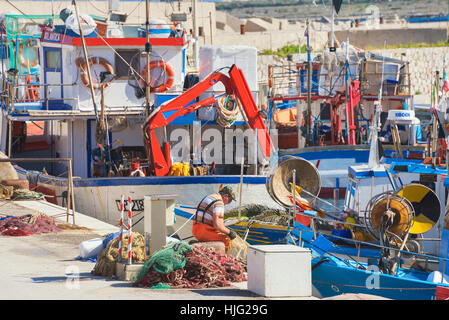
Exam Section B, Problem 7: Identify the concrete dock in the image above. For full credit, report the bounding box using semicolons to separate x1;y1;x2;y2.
0;199;319;300
0;199;391;301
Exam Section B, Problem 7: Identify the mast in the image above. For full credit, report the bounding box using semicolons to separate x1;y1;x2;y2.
344;36;351;144
306;18;312;146
144;0;151;118
192;0;199;71
368;40;386;168
72;0;99;123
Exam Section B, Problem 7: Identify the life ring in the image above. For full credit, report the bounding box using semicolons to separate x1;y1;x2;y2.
18;42;39;70
25;75;40;102
140;60;175;93
75;57;114;89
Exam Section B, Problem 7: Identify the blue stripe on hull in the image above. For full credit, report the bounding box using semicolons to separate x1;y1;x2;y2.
15;166;267;187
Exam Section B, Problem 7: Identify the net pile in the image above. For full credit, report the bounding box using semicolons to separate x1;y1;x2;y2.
0;213;62;236
0;184;45;201
91;232;146;278
225;204;284;220
135;241;246;289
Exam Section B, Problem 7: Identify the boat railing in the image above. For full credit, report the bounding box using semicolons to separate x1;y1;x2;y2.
0;76;77;113
320;232;449;268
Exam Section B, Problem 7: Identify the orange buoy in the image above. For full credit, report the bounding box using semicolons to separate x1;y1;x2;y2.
75;57;114;89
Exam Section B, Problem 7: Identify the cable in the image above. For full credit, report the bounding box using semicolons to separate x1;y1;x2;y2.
87;0;109;15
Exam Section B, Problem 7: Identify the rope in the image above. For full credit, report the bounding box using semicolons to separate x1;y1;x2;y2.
215;95;240;127
168;210;195;238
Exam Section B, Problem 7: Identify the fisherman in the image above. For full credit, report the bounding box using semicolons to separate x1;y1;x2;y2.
192;186;237;251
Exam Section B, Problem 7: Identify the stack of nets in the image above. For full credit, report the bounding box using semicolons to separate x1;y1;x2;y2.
0;213;62;236
134;241;246;289
91;232;146;278
10;189;45;201
0;184;45;201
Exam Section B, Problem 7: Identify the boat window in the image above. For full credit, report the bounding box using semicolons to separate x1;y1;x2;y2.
45;50;61;70
114;49;140;79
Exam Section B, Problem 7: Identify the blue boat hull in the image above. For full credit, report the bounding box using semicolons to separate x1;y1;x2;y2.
311;256;442;300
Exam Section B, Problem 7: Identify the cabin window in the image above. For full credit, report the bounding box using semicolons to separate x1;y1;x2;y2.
114;49;140;79
45;50;61;70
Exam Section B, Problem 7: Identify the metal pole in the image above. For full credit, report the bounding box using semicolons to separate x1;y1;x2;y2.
66;164;71;223
145;0;151;118
209;11;213;45
72;0;99;121
254;128;258;175
290;169;296;231
344;36;351;144
306;18;312;146
192;0;199;70
118;194;125;262
127;195;133;265
7;118;12;157
69;159;76;225
330;7;335;51
432;70;439;167
238;156;244;220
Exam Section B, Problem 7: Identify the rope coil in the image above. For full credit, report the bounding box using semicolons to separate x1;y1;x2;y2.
214;94;241;127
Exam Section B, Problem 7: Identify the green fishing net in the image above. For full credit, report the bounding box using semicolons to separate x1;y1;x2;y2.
134;241;193;284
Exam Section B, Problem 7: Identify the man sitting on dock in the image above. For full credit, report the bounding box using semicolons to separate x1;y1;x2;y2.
192;186;237;251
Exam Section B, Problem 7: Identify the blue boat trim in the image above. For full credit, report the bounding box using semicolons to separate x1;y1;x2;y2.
14;165;267;187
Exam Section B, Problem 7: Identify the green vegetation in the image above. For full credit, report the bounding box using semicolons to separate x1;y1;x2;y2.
260;44;307;57
216;0;305;11
365;39;449;50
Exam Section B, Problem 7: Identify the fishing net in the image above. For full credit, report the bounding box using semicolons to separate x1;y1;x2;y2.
0;185;14;200
11;189;45;201
0;184;45;201
227;233;249;263
135;243;246;289
0;213;62;236
225;204;283;220
91;232;146;278
134;241;193;284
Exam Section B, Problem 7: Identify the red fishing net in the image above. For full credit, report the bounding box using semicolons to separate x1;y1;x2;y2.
0;214;62;236
136;245;247;289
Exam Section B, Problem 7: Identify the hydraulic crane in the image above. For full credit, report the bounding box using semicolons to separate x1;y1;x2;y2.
143;64;274;176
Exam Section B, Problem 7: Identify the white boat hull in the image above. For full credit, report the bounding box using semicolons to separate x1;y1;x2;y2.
16;167;282;236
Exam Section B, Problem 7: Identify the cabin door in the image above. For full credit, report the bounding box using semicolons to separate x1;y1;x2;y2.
43;47;63;102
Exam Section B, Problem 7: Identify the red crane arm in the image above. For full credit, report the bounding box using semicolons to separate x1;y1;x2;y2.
143;64;274;176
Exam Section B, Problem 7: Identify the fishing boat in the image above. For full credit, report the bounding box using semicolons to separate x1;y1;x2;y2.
288;88;449;299
296;158;449;300
0;8;280;232
266;22;426;199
